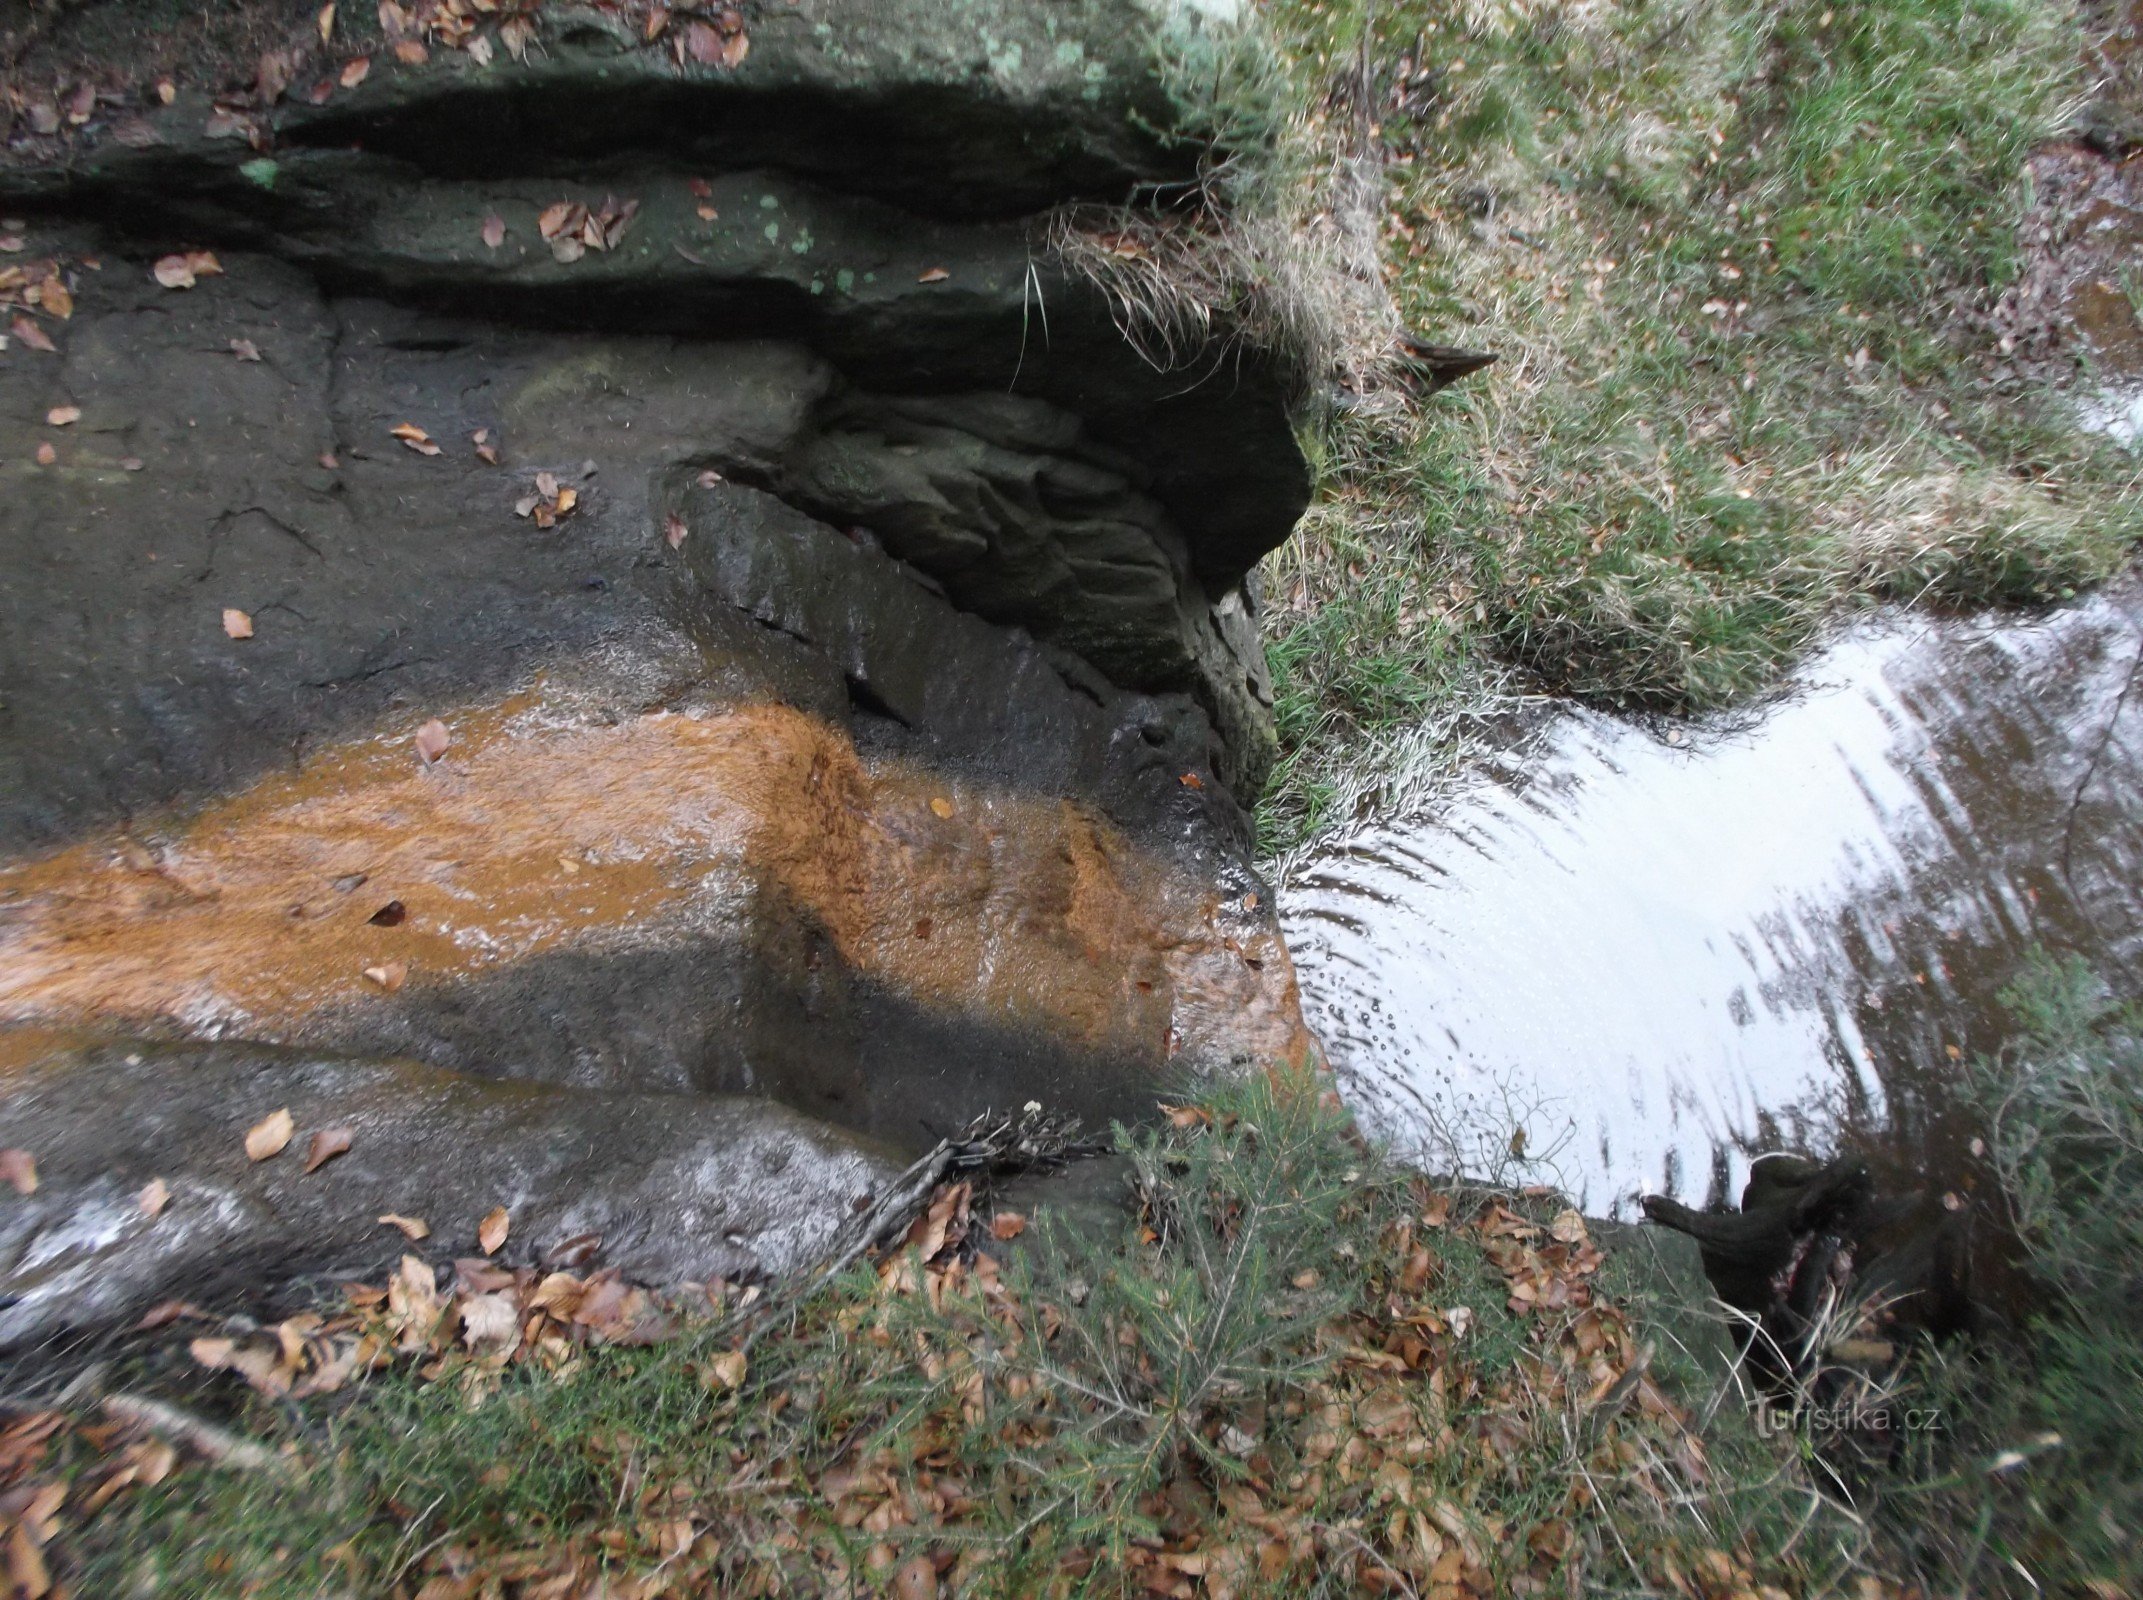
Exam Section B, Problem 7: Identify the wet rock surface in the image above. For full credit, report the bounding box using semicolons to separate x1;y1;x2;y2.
0;0;1318;1345
0;1034;903;1355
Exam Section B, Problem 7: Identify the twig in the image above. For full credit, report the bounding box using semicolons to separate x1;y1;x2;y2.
101;1391;291;1478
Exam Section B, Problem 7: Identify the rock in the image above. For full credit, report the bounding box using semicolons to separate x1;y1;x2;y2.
0;0;1321;1343
0;1033;904;1357
0;0;1307;793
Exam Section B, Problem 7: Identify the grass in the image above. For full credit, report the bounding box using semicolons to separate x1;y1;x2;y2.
14;1070;1897;1599
1861;955;2143;1596
1250;0;2143;859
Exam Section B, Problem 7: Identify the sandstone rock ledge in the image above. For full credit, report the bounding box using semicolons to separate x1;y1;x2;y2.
0;0;1320;1354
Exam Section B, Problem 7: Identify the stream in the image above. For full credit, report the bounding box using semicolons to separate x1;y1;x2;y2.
1282;576;2143;1218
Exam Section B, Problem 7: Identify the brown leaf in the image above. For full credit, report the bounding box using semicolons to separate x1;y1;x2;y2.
245;1108;294;1161
894;1555;937;1600
990;1212;1027;1240
705;1348;747;1389
44;405;79;427
152;253;203;289
499;16;534;58
481;213;505;250
917;267;951;284
368;899;407;926
7;1523;51;1599
317;2;337;44
156;77;178;104
1178;771;1205;790
230;338;262;361
39;279;71;319
390;422;441;456
393;39;428;65
34;442;56;466
222;608;254;639
135;1299;192;1330
644;5;671;39
379;1212;430;1240
664;512;689;550
0;1149;36;1195
413;718;450;764
304;1127;353;1173
537;201;580;241
138;1177;170;1217
684;20;727;65
11;315;57;352
362;959;407;991
257;49;295;104
460;1292;519;1353
929;796;954;819
478;1205;510;1255
340;55;372;89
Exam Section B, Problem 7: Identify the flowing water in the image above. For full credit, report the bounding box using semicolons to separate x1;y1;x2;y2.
1282;577;2143;1218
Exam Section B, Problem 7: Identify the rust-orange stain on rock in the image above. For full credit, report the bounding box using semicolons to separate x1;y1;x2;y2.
0;697;1315;1071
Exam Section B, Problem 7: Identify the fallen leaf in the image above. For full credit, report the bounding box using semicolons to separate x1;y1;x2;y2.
156;78;177;103
917;267;950;284
317;2;336;44
929;796;954;819
340;55;371;88
152;251;221;289
304;1127;353;1173
121;456;144;471
706;1348;747;1389
664;512;688;549
222;608;254;639
460;1292;519;1352
478;1205;510;1255
393;39;427;65
481;212;505;250
684;20;728;66
230;337;261;361
0;1149;36;1195
362;960;407;992
45;405;79;426
139;1177;170;1216
990;1212;1027;1240
894;1555;936;1600
537;202;579;241
688;176;713;198
11;315;57;352
413;718;450;763
368;899;407;926
34;442;56;466
379;1212;430;1240
135;1299;192;1330
40;278;71;318
245;1107;295;1161
391;422;441;456
1178;771;1204;789
189;1336;236;1370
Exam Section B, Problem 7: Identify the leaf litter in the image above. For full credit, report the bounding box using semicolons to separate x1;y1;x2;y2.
0;1077;1904;1599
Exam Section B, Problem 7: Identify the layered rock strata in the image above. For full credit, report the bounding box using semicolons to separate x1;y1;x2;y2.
0;0;1317;1351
